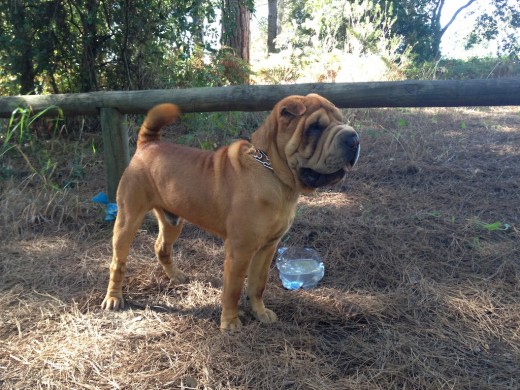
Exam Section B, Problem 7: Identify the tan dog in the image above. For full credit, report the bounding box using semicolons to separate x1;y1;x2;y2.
101;94;359;330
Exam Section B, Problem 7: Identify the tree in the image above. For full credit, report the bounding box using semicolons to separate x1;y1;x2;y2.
0;0;227;94
0;0;65;94
386;0;520;61
466;0;520;58
274;0;313;51
8;0;36;94
385;0;477;61
275;0;402;57
220;0;253;83
221;0;252;63
267;0;278;53
69;0;105;92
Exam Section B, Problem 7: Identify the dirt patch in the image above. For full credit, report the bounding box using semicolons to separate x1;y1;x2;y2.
1;107;519;389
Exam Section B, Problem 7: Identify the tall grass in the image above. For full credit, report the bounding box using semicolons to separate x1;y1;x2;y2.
0;106;95;189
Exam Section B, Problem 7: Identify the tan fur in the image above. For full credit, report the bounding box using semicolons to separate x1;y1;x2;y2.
137;103;181;147
101;94;359;330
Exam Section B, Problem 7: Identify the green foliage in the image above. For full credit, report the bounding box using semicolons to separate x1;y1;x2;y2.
254;53;305;84
0;0;242;94
405;57;520;80
260;0;518;75
1;0;519;94
415;210;442;220
466;0;520;58
398;118;408;128
384;0;520;61
178;111;260;150
480;221;510;232
2;106;63;153
256;0;411;83
166;46;252;88
1;107;89;188
276;0;401;56
384;0;445;61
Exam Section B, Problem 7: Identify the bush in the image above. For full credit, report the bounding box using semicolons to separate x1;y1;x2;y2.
404;57;520;80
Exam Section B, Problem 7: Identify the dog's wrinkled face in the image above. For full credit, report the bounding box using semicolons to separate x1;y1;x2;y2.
276;94;360;190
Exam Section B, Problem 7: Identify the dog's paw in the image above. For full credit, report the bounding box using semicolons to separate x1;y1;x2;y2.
220;316;243;331
253;308;278;324
171;269;189;284
164;266;189;284
101;295;125;310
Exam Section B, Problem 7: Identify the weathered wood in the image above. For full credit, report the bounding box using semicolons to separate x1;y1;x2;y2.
100;108;129;202
1;79;519;118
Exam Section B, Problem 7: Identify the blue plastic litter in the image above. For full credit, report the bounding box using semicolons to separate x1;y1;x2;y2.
92;191;118;221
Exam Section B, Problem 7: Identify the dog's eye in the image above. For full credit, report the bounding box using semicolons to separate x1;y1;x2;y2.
307;122;324;136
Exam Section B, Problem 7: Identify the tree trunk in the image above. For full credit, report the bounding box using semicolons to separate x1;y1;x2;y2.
221;0;251;63
10;1;36;94
74;0;100;92
432;0;477;59
191;0;205;47
19;49;36;95
267;0;278;53
277;0;285;35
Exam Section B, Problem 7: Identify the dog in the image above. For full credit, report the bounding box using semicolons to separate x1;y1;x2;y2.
101;93;360;330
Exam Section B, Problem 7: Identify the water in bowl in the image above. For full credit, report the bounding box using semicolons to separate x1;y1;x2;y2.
276;247;324;290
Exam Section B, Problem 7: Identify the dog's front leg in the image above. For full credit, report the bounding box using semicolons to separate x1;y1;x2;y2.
220;239;253;331
247;243;278;324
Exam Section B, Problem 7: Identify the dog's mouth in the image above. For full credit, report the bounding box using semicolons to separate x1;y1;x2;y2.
299;167;347;188
298;142;360;189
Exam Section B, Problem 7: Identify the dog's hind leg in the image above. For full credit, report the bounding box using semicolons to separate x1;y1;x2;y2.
153;209;188;284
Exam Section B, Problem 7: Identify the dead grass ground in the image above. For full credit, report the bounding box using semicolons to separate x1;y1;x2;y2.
1;106;519;389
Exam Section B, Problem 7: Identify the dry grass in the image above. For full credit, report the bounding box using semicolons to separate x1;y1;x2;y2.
1;107;519;389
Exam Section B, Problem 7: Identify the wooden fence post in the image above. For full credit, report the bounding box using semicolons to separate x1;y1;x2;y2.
100;107;129;203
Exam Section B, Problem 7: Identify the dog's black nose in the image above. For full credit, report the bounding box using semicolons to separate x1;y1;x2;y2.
342;132;360;167
344;133;360;149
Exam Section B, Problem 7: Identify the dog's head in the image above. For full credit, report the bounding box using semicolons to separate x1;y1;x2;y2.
252;94;359;192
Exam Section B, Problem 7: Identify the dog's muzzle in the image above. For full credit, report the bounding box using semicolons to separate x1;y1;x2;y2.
299;130;360;189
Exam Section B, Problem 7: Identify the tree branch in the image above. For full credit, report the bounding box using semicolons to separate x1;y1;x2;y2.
440;0;477;35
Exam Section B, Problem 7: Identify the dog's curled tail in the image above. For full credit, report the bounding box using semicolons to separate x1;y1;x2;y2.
137;103;181;148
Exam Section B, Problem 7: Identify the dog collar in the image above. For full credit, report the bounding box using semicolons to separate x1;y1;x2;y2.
252;147;273;171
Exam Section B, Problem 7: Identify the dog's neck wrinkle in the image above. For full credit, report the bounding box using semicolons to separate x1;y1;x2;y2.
265;145;301;192
252;124;301;193
251;125;269;151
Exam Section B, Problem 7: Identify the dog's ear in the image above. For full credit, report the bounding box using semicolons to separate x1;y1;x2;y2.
280;98;307;118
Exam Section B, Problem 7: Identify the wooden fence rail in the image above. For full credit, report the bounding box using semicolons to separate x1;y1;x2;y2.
1;79;519;117
1;80;519;201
